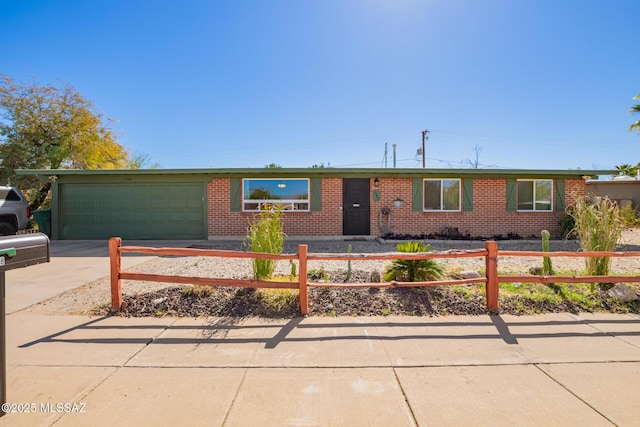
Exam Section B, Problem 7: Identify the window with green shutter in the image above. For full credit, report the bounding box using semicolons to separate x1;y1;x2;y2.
423;179;461;211
516;179;553;211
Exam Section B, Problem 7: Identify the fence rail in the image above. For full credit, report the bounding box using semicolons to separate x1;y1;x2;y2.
108;237;640;315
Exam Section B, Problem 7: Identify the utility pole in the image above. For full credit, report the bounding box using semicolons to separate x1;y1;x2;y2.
392;144;397;168
421;129;429;168
384;142;388;168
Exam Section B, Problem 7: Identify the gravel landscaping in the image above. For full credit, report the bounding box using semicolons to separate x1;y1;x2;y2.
26;229;640;318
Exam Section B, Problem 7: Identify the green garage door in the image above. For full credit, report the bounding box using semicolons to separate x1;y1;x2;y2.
60;183;206;239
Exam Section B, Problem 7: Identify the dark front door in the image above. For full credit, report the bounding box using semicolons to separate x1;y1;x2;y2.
343;178;370;235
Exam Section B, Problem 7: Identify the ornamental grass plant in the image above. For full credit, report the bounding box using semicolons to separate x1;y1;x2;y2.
569;196;624;288
244;206;286;280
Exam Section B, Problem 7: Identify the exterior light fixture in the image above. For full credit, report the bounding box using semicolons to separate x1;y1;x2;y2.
374;178;380;187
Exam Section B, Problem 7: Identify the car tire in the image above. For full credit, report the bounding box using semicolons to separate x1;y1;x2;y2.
0;222;17;236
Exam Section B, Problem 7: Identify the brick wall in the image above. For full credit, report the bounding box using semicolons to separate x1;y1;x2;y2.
208;178;342;237
369;177;585;238
207;177;585;239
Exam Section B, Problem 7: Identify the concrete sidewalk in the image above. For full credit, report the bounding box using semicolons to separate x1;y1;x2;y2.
2;240;640;426
2;312;640;426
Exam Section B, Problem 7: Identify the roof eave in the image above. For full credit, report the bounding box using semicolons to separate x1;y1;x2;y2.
16;167;615;179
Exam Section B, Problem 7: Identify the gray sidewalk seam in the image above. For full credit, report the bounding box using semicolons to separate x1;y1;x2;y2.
534;364;617;426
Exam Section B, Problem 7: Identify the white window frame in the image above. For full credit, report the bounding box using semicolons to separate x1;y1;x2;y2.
423;178;461;212
242;178;310;212
517;179;553;212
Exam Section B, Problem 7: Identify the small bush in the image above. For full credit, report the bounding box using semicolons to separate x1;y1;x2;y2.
181;285;215;298
308;267;330;282
257;288;299;311
560;213;576;239
619;204;640;227
383;241;443;282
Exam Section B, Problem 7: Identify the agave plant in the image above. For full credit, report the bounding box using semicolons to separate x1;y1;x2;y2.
383;241;443;282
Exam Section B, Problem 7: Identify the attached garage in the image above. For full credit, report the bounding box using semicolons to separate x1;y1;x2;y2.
59;183;206;239
16;170;212;240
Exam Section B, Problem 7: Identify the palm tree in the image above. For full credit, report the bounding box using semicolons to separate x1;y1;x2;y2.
615;163;634;177
630;94;640;133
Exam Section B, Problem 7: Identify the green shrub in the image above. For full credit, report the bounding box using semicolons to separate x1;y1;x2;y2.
244;206;286;280
256;288;298;311
560;213;576;239
181;285;215;298
619;204;640;227
383;241;443;282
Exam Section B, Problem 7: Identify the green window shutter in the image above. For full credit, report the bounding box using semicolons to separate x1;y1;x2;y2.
230;178;241;212
463;179;473;212
311;178;322;211
412;178;423;211
555;179;566;212
506;179;517;212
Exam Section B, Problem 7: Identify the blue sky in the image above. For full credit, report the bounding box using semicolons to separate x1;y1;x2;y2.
2;0;639;171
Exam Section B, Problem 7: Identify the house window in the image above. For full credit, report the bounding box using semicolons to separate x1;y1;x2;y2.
242;178;310;212
517;179;553;211
423;179;461;211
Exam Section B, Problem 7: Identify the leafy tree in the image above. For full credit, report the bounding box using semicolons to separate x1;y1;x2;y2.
249;187;275;199
264;163;282;168
630;94;640;133
0;75;130;210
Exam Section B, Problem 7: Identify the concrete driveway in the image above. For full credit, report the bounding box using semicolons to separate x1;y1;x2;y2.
5;239;202;314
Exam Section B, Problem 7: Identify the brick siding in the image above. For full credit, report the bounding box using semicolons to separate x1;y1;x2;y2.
207;177;585;239
208;178;342;237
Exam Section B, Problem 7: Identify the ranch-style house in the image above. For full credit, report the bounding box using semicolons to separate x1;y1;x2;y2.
19;167;611;240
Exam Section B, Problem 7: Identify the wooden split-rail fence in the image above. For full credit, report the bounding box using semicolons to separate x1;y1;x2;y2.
109;237;640;314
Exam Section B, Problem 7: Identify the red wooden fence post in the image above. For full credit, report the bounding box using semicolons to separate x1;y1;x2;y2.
298;244;309;315
485;240;499;312
109;237;123;311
